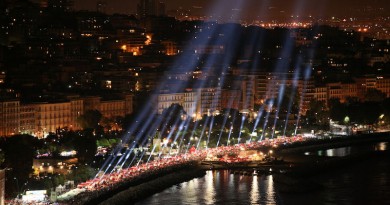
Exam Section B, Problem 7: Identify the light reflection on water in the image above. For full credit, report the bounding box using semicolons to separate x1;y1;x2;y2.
304;142;388;157
204;171;215;205
375;142;388;151
250;175;259;204
136;170;279;205
136;142;390;205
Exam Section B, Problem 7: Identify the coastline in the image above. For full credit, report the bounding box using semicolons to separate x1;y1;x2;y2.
99;167;206;205
58;161;203;205
60;133;390;204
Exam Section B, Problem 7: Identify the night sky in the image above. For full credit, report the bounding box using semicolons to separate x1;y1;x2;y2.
74;0;389;20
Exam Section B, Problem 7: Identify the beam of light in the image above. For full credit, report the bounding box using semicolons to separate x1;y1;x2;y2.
283;59;302;136
203;32;243;148
125;152;137;169
129;135;150;168
292;18;320;135
123;0;245;167
271;83;286;138
96;0;238;175
144;110;179;162
259;100;273;141
136;148;147;167
258;0;311;140
250;105;265;142
157;116;182;158
118;146;134;170
168;118;190;154
92;0;324;187
185;114;202;154
295;64;312;135
237;115;246;144
123;114;163;170
97;103;158;175
173;119;192;156
267;20;297;138
226;125;233;146
103;109;161;173
196;115;212;149
205;116;215;149
216;108;235;147
111;144;133;174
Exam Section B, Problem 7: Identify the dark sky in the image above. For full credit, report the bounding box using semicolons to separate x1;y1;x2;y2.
74;0;389;20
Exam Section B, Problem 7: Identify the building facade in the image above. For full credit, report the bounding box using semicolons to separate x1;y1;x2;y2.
0;94;133;137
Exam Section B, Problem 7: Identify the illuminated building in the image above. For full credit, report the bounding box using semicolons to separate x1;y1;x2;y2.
19;104;36;135
0;94;132;137
155;90;199;117
32;158;77;176
355;76;377;100
76;11;107;37
240;75;255;112
356;76;390;99
198;87;221;116
244;72;314;115
221;89;241;110
82;95;133;119
368;53;390;67
156;87;224;118
82;96;101;111
313;87;328;104
327;82;358;103
193;45;225;54
93;69;133;91
183;91;199;118
161;40;178;55
0;100;19;136
156;92;186;115
68;97;84;130
290;29;312;46
100;100;127;119
33;101;72;138
376;77;390;98
116;27;146;55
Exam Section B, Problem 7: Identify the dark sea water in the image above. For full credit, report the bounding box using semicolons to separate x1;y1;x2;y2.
136;142;390;205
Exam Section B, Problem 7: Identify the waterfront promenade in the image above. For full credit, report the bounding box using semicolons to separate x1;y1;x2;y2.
57;132;390;204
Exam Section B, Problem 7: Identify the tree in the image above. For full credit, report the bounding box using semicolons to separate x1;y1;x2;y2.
70;165;96;183
161;104;186;128
97;138;110;147
3;135;37;180
347;101;383;124
77;110;102;130
74;132;97;163
305;100;330;128
329;98;347;122
0;150;4;166
3;135;38;197
364;89;386;102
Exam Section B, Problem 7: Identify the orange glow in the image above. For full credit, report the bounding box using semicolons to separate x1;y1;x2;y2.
121;44;127;51
145;34;152;45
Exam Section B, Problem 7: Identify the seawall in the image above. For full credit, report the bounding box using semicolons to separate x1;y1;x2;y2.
98;167;206;205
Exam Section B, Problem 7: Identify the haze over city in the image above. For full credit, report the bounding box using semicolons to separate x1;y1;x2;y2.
0;0;390;204
73;0;390;20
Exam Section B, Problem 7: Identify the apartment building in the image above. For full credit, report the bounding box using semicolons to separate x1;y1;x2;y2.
0;94;133;137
